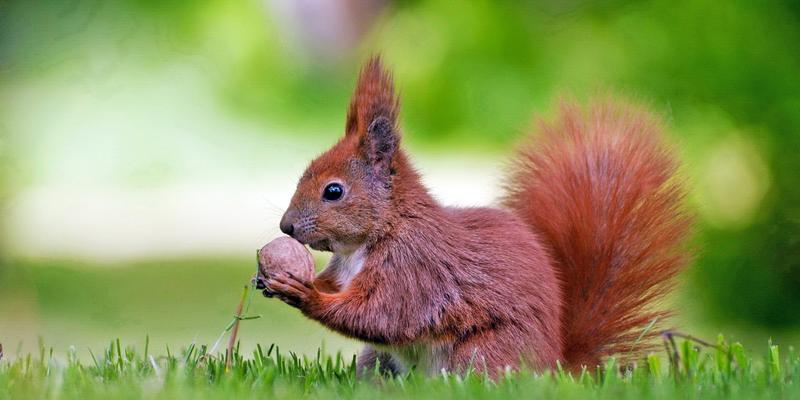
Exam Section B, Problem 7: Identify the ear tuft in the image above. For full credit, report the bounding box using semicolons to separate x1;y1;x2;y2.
345;56;400;137
364;116;397;169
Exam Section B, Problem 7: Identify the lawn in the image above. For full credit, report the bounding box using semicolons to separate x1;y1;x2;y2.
1;336;798;399
3;260;800;399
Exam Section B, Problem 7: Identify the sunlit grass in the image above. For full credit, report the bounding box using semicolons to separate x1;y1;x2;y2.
1;337;798;399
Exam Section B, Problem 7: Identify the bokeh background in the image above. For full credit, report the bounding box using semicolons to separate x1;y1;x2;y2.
1;0;799;359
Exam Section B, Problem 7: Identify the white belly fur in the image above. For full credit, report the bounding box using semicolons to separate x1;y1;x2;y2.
330;246;366;289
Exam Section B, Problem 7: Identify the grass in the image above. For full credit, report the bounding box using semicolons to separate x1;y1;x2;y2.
3;260;800;398
1;336;798;399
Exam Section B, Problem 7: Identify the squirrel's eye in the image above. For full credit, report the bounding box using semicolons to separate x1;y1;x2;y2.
322;183;344;201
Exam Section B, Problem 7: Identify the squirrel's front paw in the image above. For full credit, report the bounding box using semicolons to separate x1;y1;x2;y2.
266;272;319;309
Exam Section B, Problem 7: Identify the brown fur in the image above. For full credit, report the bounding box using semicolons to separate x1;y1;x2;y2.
266;57;692;376
503;100;692;368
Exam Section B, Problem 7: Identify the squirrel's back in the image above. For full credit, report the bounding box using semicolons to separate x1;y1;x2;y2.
503;100;693;368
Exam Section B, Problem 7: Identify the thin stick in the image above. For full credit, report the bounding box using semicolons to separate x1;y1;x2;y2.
660;330;720;350
630;316;659;355
209;262;261;359
225;285;249;371
661;331;680;378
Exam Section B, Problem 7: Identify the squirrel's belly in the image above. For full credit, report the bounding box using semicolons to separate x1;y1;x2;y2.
379;342;453;375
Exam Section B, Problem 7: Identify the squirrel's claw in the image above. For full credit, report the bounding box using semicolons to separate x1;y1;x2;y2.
255;276;268;290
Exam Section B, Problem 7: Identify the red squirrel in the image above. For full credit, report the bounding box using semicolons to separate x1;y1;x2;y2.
263;56;692;376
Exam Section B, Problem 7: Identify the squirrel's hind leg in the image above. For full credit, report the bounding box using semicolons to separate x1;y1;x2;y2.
356;345;400;378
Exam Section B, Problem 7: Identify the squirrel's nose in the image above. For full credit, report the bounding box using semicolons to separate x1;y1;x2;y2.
280;221;294;236
279;212;295;236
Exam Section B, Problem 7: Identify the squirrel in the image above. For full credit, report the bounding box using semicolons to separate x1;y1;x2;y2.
262;56;693;377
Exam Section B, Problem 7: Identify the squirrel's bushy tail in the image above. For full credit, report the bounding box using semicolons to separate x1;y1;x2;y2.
503;99;692;368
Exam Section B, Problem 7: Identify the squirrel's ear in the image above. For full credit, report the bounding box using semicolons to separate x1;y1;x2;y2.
345;56;400;138
360;116;398;177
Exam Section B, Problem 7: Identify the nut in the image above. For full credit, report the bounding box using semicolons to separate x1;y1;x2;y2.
258;236;315;282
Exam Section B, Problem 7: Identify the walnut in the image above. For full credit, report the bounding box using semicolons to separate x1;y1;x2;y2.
257;236;315;282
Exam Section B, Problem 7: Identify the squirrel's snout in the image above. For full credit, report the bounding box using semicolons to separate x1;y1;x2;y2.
279;215;295;236
281;218;294;236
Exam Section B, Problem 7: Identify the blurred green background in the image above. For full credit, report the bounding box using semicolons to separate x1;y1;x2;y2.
1;0;799;359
